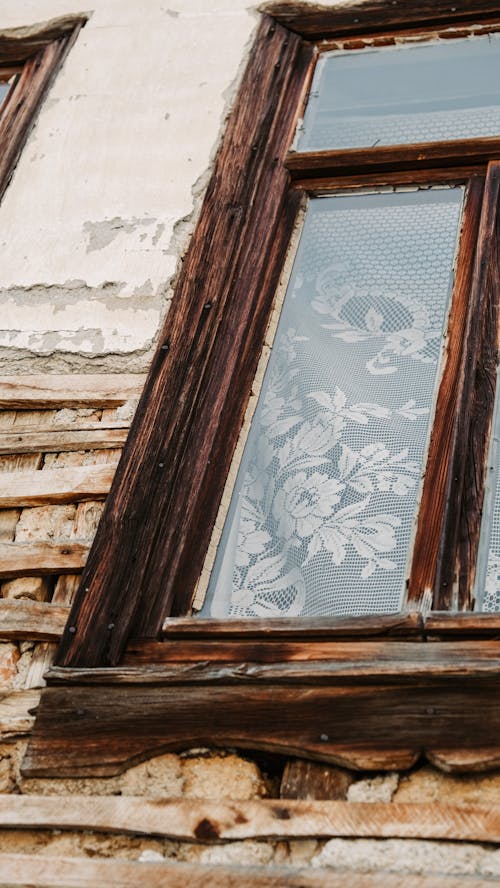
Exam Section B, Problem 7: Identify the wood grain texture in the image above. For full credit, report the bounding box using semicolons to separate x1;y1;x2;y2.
0;855;486;888
0;599;69;641
56;19;314;667
0;426;128;455
426;613;500;637
280;759;354;799
0;542;88;578
263;0;500;39
286;141;500;181
0;465;115;507
3;795;500;844
293;166;487;193
162;613;423;639
0;375;145;409
0;689;39;738
0;15;86;63
24;651;500;775
407;178;484;608
454;163;500;608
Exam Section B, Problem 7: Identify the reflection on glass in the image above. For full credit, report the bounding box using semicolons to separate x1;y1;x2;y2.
201;188;463;619
0;82;10;112
297;33;500;150
474;371;500;612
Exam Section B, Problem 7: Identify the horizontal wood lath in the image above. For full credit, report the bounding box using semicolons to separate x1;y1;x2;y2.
0;855;486;888
263;0;500;39
0;465;115;507
0;375;145;409
0;426;129;455
0;600;69;642
1;795;500;844
56;17;315;667
0;542;88;579
162;613;423;639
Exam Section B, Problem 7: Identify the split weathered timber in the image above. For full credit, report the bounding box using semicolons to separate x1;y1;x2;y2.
426;613;500;637
0;542;88;578
0;600;69;641
286;141;500;181
407;177;485;608
0;375;145;409
263;0;500;39
292;165;487;193
162;613;423;639
0;689;39;738
0;22;83;206
56;18;315;667
0;856;484;888
3;796;500;845
280;759;354;800
452;166;500;608
0;15;86;63
24;648;500;775
0;426;129;455
0;465;115;507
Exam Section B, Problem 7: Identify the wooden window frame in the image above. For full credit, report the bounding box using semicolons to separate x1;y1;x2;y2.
0;16;86;207
23;0;500;778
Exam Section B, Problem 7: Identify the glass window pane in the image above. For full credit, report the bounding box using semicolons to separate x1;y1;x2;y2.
474;377;500;611
0;82;10;111
201;188;463;618
297;34;500;151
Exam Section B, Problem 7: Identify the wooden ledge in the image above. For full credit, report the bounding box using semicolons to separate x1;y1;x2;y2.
23;646;500;775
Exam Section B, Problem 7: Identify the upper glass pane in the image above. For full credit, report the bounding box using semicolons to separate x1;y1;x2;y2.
201;188;463;619
297;33;500;151
0;82;10;112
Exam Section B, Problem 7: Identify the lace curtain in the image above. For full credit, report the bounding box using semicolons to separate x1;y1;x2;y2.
201;189;463;618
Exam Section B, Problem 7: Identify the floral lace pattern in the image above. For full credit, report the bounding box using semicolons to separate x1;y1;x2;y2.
202;190;463;618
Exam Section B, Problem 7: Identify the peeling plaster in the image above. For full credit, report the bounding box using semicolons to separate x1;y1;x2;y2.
83;217;157;252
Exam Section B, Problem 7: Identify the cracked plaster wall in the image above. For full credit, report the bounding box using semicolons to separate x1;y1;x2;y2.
0;0;256;371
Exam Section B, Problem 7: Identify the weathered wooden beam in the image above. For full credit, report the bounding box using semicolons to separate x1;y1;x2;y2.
263;0;500;39
0;426;129;455
161;613;423;639
0;855;484;888
0;600;69;641
0;465;115;508
0;375;145;410
0;15;86;63
3;796;500;845
23;652;500;775
56;18;315;667
0;542;88;579
0;689;39;738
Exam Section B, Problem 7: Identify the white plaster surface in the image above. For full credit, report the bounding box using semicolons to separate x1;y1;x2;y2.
0;0;257;365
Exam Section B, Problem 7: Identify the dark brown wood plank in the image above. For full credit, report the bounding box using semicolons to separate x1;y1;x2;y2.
293;166;487;193
0;23;83;206
426;613;500;637
56;18;314;668
453;165;500;609
161;613;423;639
263;0;500;39
286;141;500;181
23;663;500;775
407;177;484;608
0;854;489;888
46;642;500;682
280;759;354;799
0;599;69;641
0;375;145;409
0;15;86;64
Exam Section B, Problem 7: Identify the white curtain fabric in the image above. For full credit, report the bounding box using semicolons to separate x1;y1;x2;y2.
202;189;463;618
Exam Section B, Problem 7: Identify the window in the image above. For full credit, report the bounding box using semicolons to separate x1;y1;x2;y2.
0;15;86;207
23;1;500;779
